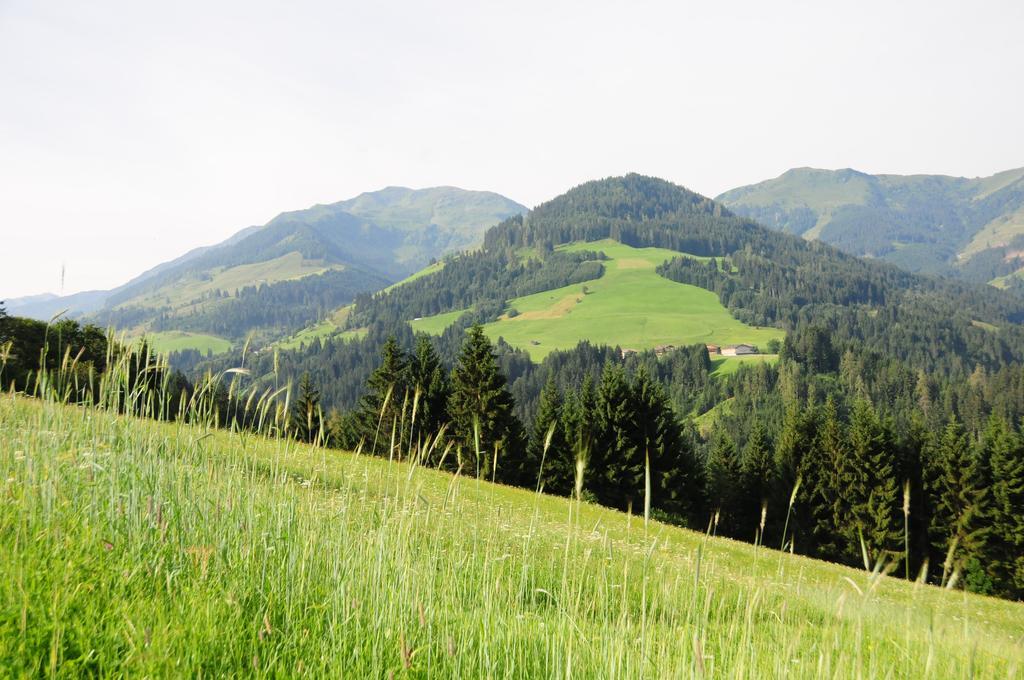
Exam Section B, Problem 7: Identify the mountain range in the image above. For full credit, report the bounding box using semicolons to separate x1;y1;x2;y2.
4;186;526;345
8;166;1024;356
717;166;1024;285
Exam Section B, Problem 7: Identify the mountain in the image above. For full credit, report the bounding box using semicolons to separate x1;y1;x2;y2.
6;186;526;349
716;166;1024;284
216;173;1024;420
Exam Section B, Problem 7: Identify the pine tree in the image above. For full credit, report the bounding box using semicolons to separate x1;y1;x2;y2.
774;403;819;554
291;372;322;444
526;375;568;492
633;367;696;519
354;336;410;456
741;422;774;538
408;334;450;439
559;374;596;496
927;419;989;587
814;396;847;560
846;400;900;566
978;416;1024;597
592;364;641;511
706;432;743;536
448;325;522;479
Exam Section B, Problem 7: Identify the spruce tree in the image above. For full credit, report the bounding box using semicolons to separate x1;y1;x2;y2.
706;432;743;536
633;367;695;519
814;396;847;560
774;403;819;554
978;416;1024;597
592;364;641;511
291;372;322;444
448;325;522;480
846;400;900;566
741;422;774;538
559;374;596;496
927;419;989;587
526;375;568;492
354;336;410;456
408;334;450;439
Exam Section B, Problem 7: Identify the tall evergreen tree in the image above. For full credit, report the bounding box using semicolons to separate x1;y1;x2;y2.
927;419;989;587
814;396;847;560
633;367;697;519
741;422;774;539
526;375;568;492
559;374;597;496
448;325;523;479
354;336;410;456
774;403;819;554
706;432;743;536
291;372;322;443
408;334;450;439
846;400;900;565
978;416;1024;597
592;364;641;511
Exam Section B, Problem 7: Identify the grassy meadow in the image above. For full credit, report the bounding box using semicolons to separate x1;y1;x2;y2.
2;384;1022;676
410;240;782;362
274;305;365;351
410;308;469;336
142;330;233;355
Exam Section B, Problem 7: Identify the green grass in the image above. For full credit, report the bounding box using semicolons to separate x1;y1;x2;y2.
693;398;735;437
2;394;1023;676
274;306;358;351
961;205;1024;259
410;308;468;335
141;330;232;355
384;260;446;293
471;240;782;361
711;354;780;377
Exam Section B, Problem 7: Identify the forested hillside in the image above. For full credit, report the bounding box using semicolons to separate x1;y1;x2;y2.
717;167;1024;285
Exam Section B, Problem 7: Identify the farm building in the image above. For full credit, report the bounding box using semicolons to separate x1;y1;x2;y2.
721;344;758;356
705;344;721;355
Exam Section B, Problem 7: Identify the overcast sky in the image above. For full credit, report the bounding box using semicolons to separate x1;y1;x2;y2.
2;0;1022;298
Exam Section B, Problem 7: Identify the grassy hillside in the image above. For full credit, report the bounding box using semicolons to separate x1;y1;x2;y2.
117;252;342;327
410;240;782;361
2;394;1022;676
143;330;233;355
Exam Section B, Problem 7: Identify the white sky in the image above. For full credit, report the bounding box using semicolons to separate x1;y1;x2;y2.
1;0;1022;298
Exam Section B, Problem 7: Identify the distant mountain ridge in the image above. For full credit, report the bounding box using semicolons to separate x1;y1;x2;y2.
5;187;526;339
717;166;1024;285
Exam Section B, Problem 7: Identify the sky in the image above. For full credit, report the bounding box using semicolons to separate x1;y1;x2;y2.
1;0;1022;298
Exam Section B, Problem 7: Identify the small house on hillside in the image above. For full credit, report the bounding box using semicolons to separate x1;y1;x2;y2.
620;348;638;358
721;344;758;356
705;344;721;355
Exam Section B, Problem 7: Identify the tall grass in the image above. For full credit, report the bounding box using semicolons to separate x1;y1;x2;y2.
0;334;1022;676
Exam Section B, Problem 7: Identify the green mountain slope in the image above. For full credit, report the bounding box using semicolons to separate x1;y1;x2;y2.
259;173;1024;418
717;167;1024;282
4;395;1022;676
410;239;781;362
8;187;525;351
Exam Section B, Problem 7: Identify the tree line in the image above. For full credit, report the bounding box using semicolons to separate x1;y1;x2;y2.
284;323;1023;600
